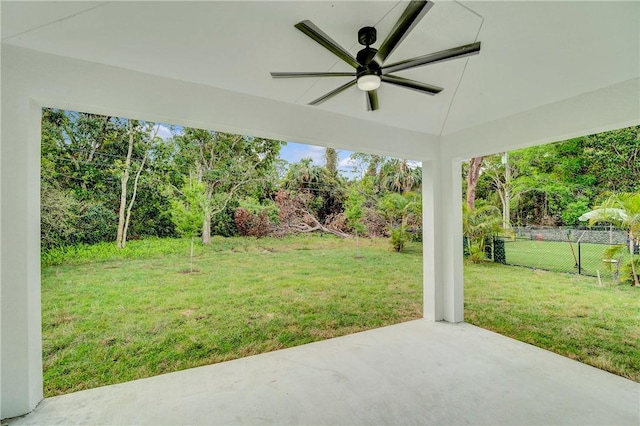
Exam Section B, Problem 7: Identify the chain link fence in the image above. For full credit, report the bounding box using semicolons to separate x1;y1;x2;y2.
478;227;638;284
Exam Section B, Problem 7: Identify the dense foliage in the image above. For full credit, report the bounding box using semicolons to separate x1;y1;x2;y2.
41;108;637;255
469;126;640;227
41;108;422;252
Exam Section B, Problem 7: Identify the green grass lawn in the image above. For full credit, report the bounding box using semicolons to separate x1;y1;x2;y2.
42;235;639;397
502;238;632;280
465;261;640;382
41;235;423;396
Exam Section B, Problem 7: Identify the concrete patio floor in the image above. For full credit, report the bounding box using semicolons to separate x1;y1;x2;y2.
6;320;639;425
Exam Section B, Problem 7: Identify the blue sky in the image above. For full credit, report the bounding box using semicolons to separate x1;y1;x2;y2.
154;123;421;178
279;142;358;177
155;123;361;178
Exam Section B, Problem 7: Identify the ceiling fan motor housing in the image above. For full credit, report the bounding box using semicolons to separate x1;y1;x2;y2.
356;49;380;71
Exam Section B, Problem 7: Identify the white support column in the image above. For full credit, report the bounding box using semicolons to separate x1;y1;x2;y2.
441;157;464;322
422;159;443;321
1;93;43;417
422;156;464;323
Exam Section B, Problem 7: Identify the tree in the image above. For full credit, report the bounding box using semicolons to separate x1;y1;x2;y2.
466;157;484;210
325;147;338;177
463;203;503;263
345;183;366;257
284;158;325;192
510;141;591;226
169;179;207;272
582;126;640;193
274;189;349;238
40;180;81;250
41;109;127;246
378;192;422;252
42;109;128;196
349;152;383;178
282;157;346;225
579;192;640;286
473;128;639;227
174;128;282;244
42;109;179;247
380;159;421;194
115;120;156;248
481;153;513;229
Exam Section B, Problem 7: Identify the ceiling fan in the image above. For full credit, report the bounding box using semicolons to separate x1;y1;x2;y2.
271;0;481;111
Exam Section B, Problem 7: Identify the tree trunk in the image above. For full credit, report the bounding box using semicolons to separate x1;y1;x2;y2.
325;147;338;176
503;189;511;229
116;120;134;249
122;153;147;248
503;152;511;229
202;212;212;245
201;185;214;245
629;230;640;287
466;156;484;210
190;237;195;273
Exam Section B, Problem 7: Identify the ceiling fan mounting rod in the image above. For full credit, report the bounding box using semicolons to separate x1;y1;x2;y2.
358;26;377;46
356;26;380;69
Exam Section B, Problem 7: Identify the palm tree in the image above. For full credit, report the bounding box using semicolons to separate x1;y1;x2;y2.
283;158;324;191
579;192;640;286
380;159;422;194
463;203;503;263
282;158;345;223
379;192;422;252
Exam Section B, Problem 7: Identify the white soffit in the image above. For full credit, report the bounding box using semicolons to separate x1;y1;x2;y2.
444;1;640;135
1;1;639;136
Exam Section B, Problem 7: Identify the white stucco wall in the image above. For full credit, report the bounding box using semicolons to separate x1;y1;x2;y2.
1;44;638;419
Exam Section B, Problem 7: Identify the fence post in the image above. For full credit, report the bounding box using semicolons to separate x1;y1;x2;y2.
494;237;506;264
484;239;493;260
578;242;582;275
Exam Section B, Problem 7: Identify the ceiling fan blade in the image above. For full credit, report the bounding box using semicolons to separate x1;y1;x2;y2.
309;79;357;106
271;72;356;78
382;75;442;95
295;20;360;68
375;0;434;65
382;41;481;74
366;90;379;111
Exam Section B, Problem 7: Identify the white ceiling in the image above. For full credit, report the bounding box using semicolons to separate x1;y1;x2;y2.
2;1;639;136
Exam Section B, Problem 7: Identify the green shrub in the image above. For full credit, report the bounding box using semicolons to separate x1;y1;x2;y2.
390;226;406;252
562;198;590;226
212;201;239;237
239;197;279;224
408;228;422;243
74;204;118;246
41;237;188;267
620;256;640;285
469;244;486;264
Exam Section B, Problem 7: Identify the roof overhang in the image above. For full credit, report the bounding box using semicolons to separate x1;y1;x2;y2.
2;1;639;157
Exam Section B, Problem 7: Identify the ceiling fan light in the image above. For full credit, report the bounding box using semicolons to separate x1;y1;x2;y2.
357;74;381;91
